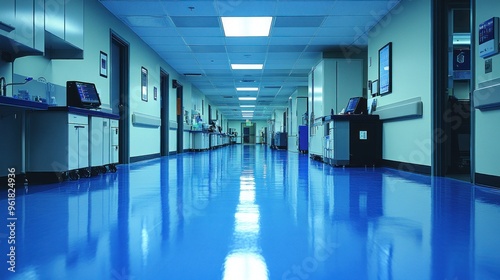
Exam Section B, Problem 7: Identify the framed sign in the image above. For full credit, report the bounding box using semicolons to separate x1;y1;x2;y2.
100;51;108;78
141;67;148;102
378;42;392;95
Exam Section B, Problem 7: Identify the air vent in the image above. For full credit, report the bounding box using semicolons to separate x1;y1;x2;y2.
240;79;256;83
183;73;203;77
264;86;282;89
223;96;233;98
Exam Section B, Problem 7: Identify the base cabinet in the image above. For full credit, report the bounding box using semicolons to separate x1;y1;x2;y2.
27;109;119;183
324;115;382;166
28;112;89;178
192;132;209;151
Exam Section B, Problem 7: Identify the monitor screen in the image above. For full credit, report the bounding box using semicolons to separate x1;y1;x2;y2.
346;98;359;113
344;97;367;115
67;81;101;109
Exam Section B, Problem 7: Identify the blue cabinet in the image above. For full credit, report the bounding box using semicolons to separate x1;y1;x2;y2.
298;125;308;153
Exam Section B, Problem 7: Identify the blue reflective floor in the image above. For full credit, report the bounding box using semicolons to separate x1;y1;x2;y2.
2;144;500;280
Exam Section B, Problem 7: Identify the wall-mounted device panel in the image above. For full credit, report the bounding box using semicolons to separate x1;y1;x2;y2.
479;17;499;58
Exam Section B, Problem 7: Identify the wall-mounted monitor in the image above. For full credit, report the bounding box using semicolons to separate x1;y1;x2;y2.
67;81;101;109
378;42;392;95
479;17;499;58
344;97;367;115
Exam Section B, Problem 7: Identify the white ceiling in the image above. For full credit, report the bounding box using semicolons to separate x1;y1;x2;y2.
98;0;401;121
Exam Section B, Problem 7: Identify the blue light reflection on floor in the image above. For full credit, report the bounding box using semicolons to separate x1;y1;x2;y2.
1;144;500;279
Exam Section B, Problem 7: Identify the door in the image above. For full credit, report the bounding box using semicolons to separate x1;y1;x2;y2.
243;127;250;143
241;123;256;144
160;70;169;156
111;33;130;164
432;1;472;181
174;81;183;154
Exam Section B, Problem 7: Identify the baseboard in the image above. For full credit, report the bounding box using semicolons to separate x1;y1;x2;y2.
0;173;28;189
475;173;500;188
130;153;161;163
168;151;177;156
382;159;431;175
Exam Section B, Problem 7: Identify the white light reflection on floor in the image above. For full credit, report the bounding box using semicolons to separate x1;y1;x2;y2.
223;171;269;280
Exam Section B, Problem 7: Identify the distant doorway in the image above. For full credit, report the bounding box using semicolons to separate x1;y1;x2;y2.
160;70;169;156
173;80;183;154
241;122;256;144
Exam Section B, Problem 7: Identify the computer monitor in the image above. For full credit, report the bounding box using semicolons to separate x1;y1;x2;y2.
67;81;102;109
344;97;367;115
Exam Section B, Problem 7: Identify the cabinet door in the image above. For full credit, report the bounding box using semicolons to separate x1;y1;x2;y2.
13;0;34;47
65;0;83;49
0;0;15;36
77;124;89;169
45;0;65;39
110;123;119;164
90;117;104;167
68;124;80;170
102;119;110;165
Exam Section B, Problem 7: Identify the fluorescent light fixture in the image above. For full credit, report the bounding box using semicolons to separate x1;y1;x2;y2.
221;17;272;37
241;111;254;113
236;87;259;91
231;64;263;70
240;105;255;108
238;97;257;101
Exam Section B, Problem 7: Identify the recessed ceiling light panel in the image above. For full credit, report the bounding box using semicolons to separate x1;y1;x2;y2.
236;87;259;91
221;17;272;37
231;64;263;70
238;97;257;101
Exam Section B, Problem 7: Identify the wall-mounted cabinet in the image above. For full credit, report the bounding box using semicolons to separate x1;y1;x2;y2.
44;0;84;59
0;0;45;61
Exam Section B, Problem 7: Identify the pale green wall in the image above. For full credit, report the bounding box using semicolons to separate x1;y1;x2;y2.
3;0;226;158
475;0;500;177
368;0;432;167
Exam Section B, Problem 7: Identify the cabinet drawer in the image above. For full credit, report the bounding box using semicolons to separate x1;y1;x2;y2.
68;114;88;125
110;119;119;127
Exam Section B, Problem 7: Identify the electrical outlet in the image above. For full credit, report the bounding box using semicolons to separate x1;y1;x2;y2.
485;58;492;73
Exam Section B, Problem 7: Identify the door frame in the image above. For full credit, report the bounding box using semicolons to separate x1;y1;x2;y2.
111;31;130;164
160;69;169;156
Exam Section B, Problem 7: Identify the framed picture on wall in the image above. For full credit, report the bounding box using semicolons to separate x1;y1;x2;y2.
141;67;148;102
100;51;108;78
378;42;392;95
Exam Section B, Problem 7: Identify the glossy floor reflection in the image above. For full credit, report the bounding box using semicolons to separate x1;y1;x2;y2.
1;144;500;279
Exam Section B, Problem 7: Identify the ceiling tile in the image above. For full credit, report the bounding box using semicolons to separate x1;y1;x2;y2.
190;45;226;53
268;45;306;52
274;16;326;28
183;36;225;45
271;27;318;37
170;16;220;27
